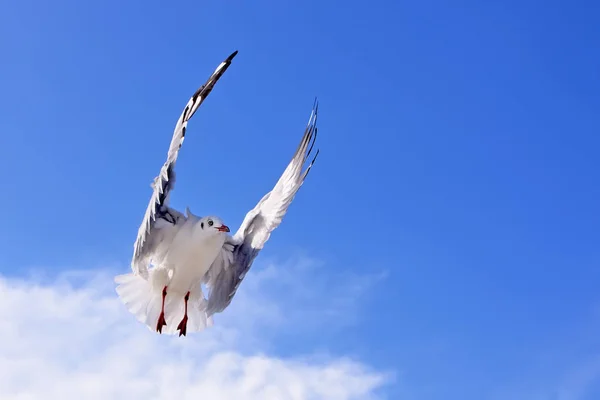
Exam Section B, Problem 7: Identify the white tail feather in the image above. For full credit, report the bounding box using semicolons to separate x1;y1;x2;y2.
115;270;213;335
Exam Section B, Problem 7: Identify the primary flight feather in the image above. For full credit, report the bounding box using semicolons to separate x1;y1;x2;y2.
115;51;320;336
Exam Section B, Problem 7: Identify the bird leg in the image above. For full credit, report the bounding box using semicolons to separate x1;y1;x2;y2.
156;286;167;334
177;291;190;337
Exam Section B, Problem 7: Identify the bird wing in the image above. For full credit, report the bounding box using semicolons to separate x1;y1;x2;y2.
204;100;319;315
131;50;238;278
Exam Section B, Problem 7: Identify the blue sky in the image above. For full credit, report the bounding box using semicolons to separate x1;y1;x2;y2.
1;0;600;399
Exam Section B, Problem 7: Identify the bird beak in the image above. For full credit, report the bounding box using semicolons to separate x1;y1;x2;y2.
217;225;230;233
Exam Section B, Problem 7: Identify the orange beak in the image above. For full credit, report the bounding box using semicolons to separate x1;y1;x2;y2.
217;225;230;233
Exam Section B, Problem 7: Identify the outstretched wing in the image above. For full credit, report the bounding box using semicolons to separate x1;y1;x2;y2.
131;50;238;277
204;100;319;315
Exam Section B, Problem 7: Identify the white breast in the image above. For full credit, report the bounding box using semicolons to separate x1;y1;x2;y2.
160;219;225;295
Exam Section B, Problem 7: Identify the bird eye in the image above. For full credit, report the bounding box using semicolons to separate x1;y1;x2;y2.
208;219;214;227
201;222;204;229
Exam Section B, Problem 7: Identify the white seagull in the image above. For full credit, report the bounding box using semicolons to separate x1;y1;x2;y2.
115;51;319;336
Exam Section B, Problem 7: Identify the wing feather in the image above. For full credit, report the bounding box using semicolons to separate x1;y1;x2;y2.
205;100;319;315
131;51;238;277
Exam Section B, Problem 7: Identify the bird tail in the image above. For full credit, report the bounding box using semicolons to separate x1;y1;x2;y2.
114;270;213;335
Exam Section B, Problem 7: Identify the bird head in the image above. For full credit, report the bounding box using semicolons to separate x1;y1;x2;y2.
197;216;230;235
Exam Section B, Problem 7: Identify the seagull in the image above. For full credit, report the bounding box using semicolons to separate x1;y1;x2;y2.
114;51;319;336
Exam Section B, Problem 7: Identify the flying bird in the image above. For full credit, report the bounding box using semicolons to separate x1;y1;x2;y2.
115;51;319;336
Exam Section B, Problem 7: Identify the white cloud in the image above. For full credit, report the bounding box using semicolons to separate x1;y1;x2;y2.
0;258;391;400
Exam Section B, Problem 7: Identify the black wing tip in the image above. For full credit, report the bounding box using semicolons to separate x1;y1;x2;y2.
227;50;239;62
312;148;320;164
311;97;319;124
311;97;319;117
301;147;320;181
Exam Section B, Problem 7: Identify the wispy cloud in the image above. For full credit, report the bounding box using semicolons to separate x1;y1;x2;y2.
1;256;392;399
226;254;387;334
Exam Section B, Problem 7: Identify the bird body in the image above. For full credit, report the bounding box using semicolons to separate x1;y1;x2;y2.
115;50;319;336
153;214;227;296
116;214;229;334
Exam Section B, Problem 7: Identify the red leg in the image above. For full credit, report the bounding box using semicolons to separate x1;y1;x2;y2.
177;291;190;337
156;286;167;334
